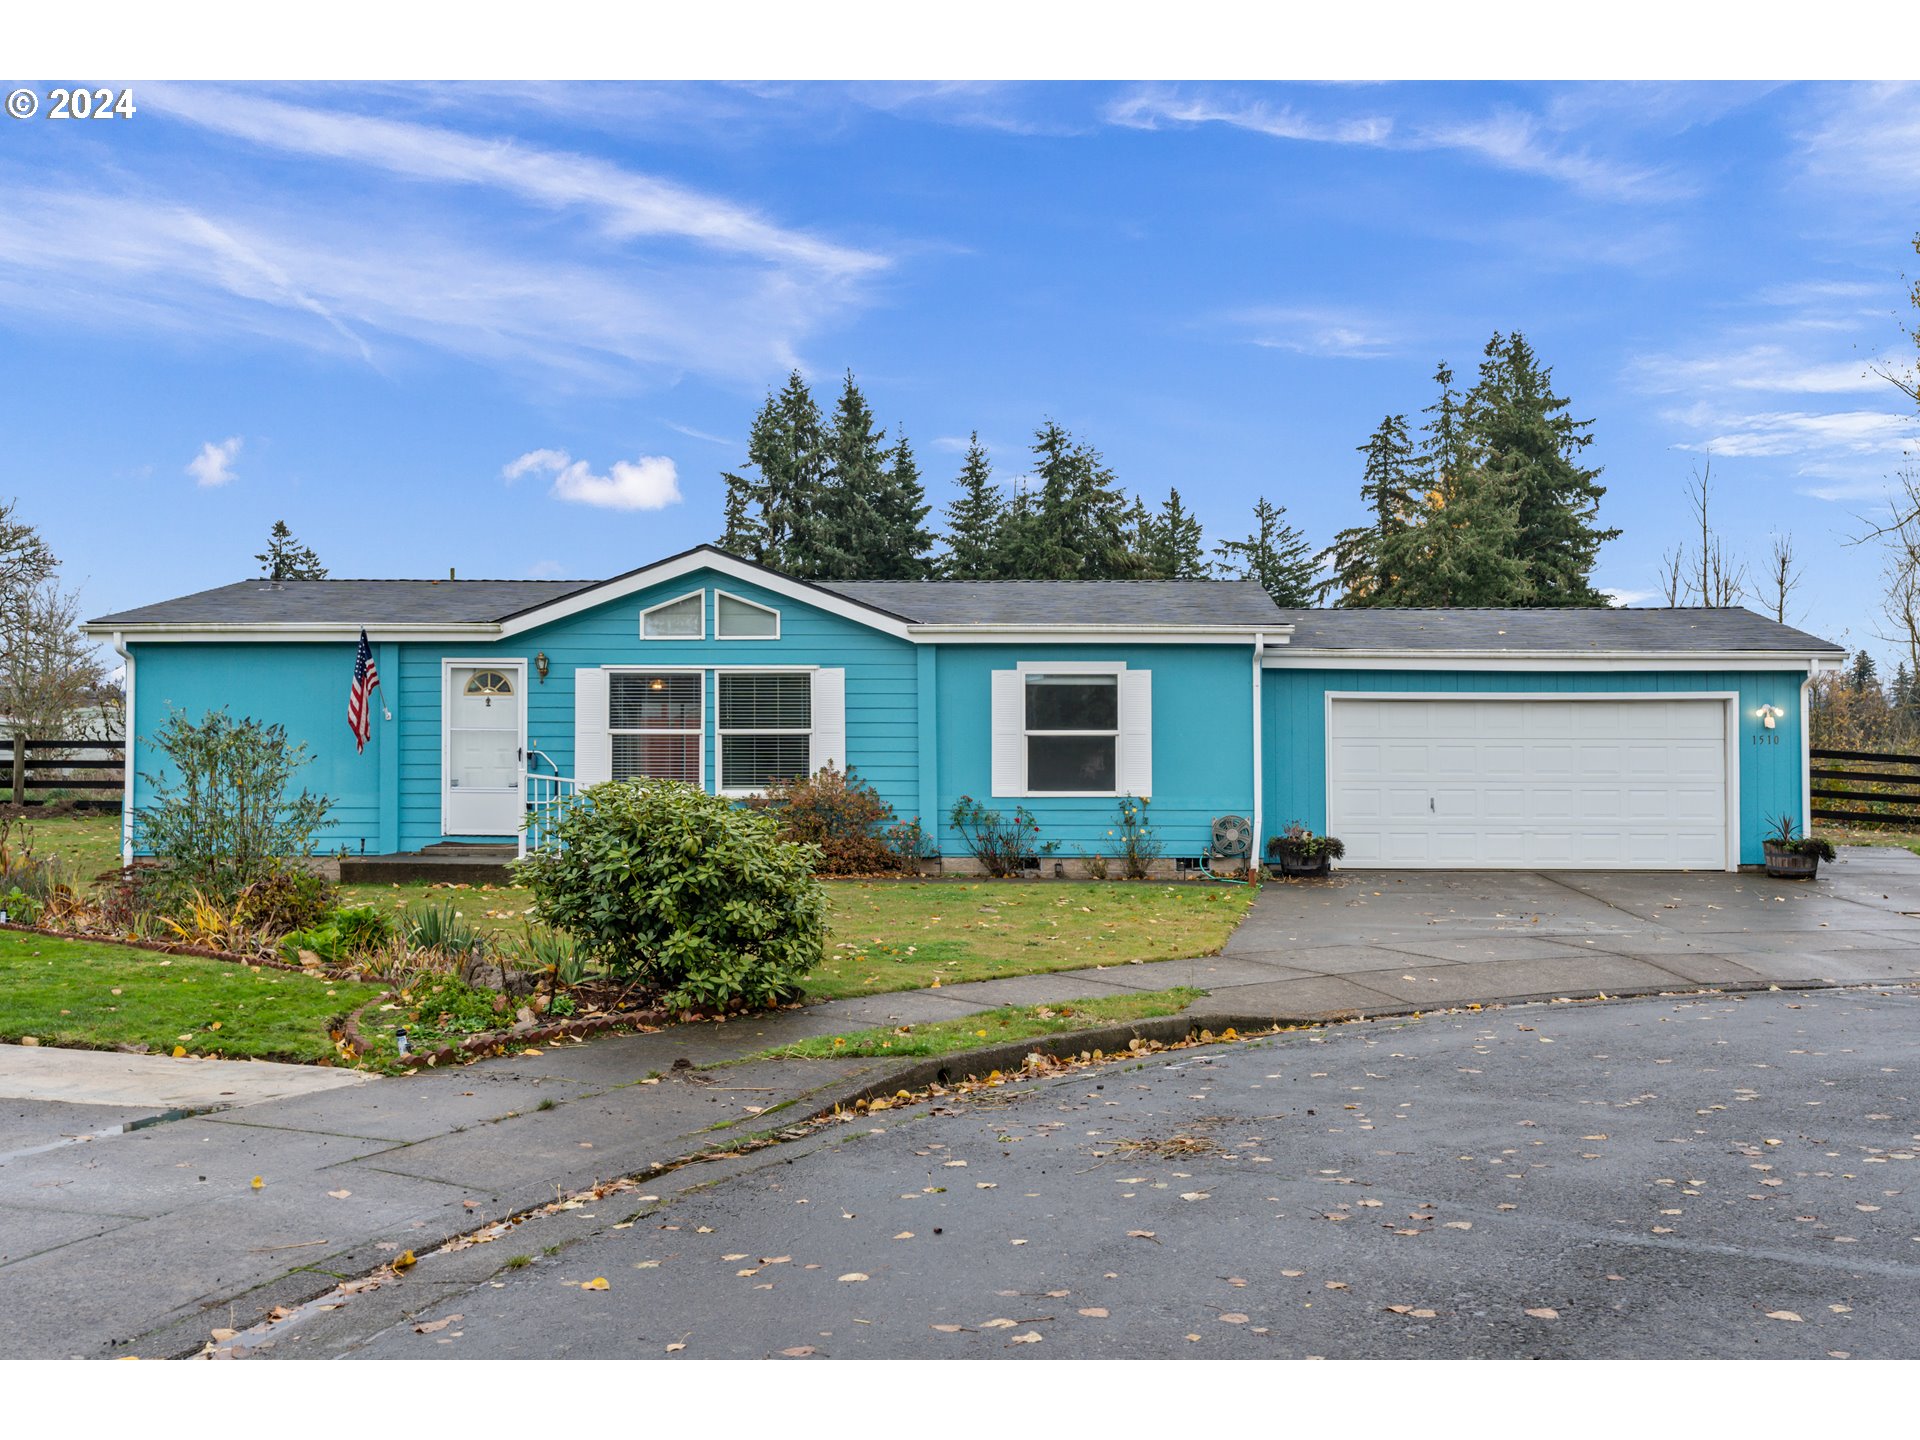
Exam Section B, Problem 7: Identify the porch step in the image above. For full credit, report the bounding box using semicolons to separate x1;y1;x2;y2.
339;847;518;886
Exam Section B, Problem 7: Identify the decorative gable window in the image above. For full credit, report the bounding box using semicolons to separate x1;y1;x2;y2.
991;664;1152;799
716;591;779;639
641;591;703;640
608;671;702;784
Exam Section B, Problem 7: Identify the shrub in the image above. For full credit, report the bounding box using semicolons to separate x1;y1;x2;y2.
1113;795;1162;880
0;813;78;921
279;905;395;966
235;868;337;935
514;779;825;1011
884;816;938;869
136;708;333;906
403;900;488;958
748;763;905;875
949;795;1054;878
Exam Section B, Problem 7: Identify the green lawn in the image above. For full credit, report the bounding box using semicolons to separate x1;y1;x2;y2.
5;811;124;885
0;930;380;1063
749;986;1206;1060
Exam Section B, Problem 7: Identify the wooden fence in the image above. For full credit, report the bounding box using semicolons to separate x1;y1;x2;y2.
1810;747;1920;829
0;738;124;811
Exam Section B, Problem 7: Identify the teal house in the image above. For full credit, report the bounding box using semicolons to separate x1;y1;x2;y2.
86;545;1844;873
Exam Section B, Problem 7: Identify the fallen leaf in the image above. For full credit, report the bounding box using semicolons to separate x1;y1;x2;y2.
1281;1269;1304;1277
327;1189;352;1200
1443;1221;1472;1231
250;1176;264;1191
1008;1332;1042;1344
1219;1313;1250;1324
1180;1191;1211;1202
931;1324;965;1333
664;1342;685;1353
838;1272;869;1283
1324;1281;1348;1290
723;1253;749;1261
893;1232;914;1240
1010;1238;1027;1246
414;1315;461;1334
1524;1307;1559;1319
392;1250;417;1271
1766;1310;1803;1322
982;1318;1020;1329
209;1328;238;1342
1079;1307;1109;1318
582;1277;609;1291
779;1346;816;1357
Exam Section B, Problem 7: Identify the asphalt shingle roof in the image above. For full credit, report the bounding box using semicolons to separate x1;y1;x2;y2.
88;578;599;627
821;579;1287;626
1270;605;1843;654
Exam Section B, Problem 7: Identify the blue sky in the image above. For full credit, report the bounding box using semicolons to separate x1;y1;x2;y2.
2;81;1916;656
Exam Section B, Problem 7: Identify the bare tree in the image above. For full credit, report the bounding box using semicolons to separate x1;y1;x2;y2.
1871;463;1920;684
1660;462;1747;606
0;579;108;740
1754;532;1805;625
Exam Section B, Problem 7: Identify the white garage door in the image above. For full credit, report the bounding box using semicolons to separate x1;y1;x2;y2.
1327;696;1731;871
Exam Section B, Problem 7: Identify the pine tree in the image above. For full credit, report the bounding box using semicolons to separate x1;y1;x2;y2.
941;434;1004;580
1377;465;1527;607
717;371;826;572
793;371;887;580
1139;487;1208;579
1325;414;1416;605
866;427;934;579
1467;332;1618;606
1214;498;1320;608
1001;421;1143;580
256;521;328;581
1851;649;1881;693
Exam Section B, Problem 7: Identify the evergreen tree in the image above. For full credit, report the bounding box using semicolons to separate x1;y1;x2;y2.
1466;332;1618;606
795;371;888;580
1000;421;1143;580
717;371;826;572
1325;414;1416;605
1139;487;1208;579
941;434;1005;580
1376;464;1527;607
866;427;934;579
1893;661;1913;716
1214;498;1321;607
1851;649;1881;693
256;521;328;581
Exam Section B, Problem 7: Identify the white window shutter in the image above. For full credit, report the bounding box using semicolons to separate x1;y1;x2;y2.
1118;668;1153;798
991;669;1026;797
573;668;612;786
809;667;846;775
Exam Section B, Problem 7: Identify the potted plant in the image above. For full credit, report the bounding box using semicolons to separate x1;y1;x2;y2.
1265;822;1346;878
1762;814;1837;880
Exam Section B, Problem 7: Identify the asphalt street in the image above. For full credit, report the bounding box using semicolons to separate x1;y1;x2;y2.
269;985;1920;1360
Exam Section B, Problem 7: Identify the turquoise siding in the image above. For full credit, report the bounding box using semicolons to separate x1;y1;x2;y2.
933;643;1258;861
127;642;386;854
1262;667;1811;866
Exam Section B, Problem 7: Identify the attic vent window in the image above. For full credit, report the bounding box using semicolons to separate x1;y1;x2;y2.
716;591;779;640
642;591;704;640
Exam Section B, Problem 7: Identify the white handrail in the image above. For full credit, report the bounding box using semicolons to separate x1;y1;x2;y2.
521;765;580;859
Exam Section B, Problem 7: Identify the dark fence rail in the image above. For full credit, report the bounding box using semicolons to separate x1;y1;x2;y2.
1810;747;1920;828
0;738;124;810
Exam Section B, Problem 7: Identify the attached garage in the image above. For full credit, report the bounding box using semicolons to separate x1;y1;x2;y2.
1260;607;1848;872
1325;694;1734;870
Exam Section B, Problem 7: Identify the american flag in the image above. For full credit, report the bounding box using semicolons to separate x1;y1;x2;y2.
349;627;381;753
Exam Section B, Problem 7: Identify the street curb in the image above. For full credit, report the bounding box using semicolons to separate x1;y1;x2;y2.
115;975;1900;1360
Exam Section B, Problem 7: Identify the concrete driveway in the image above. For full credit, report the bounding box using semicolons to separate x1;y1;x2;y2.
1177;846;1920;1024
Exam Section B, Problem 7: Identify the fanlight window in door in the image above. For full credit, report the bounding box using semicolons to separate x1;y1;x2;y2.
463;669;515;700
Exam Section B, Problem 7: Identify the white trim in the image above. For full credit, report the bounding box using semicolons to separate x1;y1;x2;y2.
1801;669;1814;829
82;624;499;643
112;631;134;864
1250;633;1263;855
1014;659;1127;675
1322;690;1741;873
714;588;781;641
639;589;705;641
1269;651;1841;671
440;657;528;837
495;548;914;640
922;626;1280;645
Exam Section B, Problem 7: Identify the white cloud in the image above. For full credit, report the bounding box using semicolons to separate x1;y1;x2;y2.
149;86;883;279
663;421;737;448
1797;82;1920;193
186;436;242;487
1601;587;1660;608
1226;305;1397;358
502;449;682;512
1674;408;1917;460
1630;344;1891;397
1105;87;1682;202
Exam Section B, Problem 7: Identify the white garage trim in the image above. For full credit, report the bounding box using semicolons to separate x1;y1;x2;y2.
1323;691;1740;873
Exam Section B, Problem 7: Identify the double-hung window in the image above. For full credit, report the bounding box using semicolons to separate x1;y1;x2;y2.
718;673;811;792
1024;674;1119;793
608;672;702;784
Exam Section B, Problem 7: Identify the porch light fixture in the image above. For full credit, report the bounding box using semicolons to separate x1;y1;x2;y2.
1757;703;1784;729
534;651;549;682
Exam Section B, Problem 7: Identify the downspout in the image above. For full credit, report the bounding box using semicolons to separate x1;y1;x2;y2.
1801;661;1814;831
112;631;134;866
1251;631;1264;872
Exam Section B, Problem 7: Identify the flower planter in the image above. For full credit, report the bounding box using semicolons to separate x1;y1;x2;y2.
1268;853;1332;879
1763;841;1822;880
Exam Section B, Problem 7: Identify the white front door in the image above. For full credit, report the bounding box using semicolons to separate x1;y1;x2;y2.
1327;696;1733;871
444;661;525;837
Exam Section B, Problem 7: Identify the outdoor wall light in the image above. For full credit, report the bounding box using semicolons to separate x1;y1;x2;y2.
534;651;549;682
1757;703;1784;729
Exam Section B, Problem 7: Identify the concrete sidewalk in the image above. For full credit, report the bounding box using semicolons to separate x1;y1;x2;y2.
4;846;1920;1359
